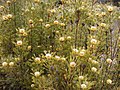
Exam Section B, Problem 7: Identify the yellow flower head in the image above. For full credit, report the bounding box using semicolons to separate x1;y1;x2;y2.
17;40;22;46
70;62;76;68
2;62;8;67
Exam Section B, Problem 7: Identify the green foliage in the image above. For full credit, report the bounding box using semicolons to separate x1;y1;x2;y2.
0;0;119;90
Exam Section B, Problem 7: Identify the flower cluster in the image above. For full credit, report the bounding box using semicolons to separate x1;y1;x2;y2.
0;0;119;90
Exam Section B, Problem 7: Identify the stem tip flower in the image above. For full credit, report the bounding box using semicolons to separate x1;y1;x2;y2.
17;40;22;46
70;62;76;68
81;84;87;89
107;79;112;84
34;71;40;77
2;62;8;67
9;62;14;67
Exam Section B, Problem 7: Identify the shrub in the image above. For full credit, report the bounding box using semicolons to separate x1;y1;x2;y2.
0;0;119;90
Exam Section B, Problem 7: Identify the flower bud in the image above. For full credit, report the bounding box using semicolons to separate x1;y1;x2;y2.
106;58;112;64
91;60;99;65
19;29;25;34
45;53;52;59
79;50;85;57
6;1;11;5
29;19;33;24
2;62;8;67
0;6;4;11
9;62;14;67
107;6;113;12
31;7;35;10
59;37;65;42
7;14;13;19
39;19;43;22
81;84;87;89
101;12;106;16
54;20;59;25
72;49;78;53
88;58;92;62
56;31;59;34
107;79;112;84
45;24;50;28
2;15;8;21
67;36;71;40
50;9;56;13
100;23;107;28
72;48;79;56
118;16;120;19
91;39;97;45
55;56;60;60
118;37;120;40
96;13;99;16
61;57;66;61
23;32;28;36
34;71;40;77
79;76;84;80
91;67;97;72
70;62;76;68
60;23;65;26
90;26;97;31
34;57;40;63
17;40;22;46
31;84;35;87
27;46;32;50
